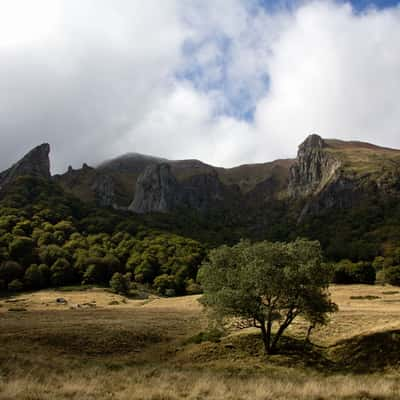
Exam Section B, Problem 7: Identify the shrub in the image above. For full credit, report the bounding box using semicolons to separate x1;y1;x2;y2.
82;263;108;284
185;279;202;295
50;258;75;287
153;274;176;295
0;260;24;284
24;264;49;289
110;272;130;295
332;260;375;284
9;236;35;265
8;279;24;291
384;265;400;286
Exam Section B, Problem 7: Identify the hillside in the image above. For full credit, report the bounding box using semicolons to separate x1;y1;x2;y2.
52;134;400;219
2;134;400;295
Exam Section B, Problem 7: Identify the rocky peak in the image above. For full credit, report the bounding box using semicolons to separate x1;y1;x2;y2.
0;143;51;192
300;134;325;150
288;134;340;197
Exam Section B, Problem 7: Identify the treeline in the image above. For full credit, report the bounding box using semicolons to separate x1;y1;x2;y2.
1;175;400;295
0;176;205;294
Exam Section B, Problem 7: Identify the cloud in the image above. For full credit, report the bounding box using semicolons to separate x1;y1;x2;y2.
0;0;400;174
254;1;400;160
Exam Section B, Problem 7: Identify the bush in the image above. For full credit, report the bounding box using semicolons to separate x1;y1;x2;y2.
384;265;400;286
153;274;176;295
24;264;49;289
8;279;24;291
82;263;108;284
50;258;75;286
109;272;130;295
0;261;24;284
332;260;376;284
9;236;35;265
185;279;202;295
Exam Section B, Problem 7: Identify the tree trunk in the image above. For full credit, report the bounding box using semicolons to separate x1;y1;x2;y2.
270;311;296;354
259;317;275;355
305;323;315;343
259;321;270;354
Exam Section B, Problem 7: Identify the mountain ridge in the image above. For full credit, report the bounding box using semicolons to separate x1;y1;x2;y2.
3;134;400;220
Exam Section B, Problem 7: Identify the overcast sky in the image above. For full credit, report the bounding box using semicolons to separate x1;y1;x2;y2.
0;0;399;173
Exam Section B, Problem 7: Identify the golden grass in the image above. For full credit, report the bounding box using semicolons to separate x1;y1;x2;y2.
2;285;400;399
325;142;400;177
2;367;400;400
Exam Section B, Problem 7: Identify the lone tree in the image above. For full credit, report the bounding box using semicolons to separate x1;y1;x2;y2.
198;239;337;354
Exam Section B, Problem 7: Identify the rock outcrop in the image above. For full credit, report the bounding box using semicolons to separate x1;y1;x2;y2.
51;134;400;219
0;143;50;192
129;163;231;213
91;174;116;207
129;163;180;213
288;134;341;197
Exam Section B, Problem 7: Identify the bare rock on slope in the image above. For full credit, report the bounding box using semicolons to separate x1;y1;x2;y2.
0;143;50;192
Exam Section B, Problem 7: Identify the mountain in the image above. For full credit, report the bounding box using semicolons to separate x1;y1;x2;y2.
2;134;400;264
3;135;400;221
289;134;400;220
54;150;295;213
0;143;50;195
51;134;400;222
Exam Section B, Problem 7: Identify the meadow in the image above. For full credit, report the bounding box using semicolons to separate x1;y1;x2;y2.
1;284;400;399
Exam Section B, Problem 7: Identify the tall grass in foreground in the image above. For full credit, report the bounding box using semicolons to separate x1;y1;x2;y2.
1;368;400;400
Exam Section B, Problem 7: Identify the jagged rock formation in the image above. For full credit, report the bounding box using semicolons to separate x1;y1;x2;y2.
129;164;180;213
91;174;116;207
0;143;50;193
288;134;341;197
55;165;117;207
129;164;231;213
288;134;400;221
46;134;400;219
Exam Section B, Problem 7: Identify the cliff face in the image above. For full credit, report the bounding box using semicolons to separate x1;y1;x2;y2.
129;164;232;213
0;143;50;193
47;133;400;219
288;134;341;197
287;134;400;220
129;164;180;213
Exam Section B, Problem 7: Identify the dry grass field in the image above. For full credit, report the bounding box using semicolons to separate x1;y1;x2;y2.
1;284;400;399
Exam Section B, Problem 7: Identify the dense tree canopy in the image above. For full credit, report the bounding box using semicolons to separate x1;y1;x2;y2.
0;177;206;294
2;174;400;297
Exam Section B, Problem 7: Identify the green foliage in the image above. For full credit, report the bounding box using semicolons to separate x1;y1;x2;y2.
39;244;69;266
383;265;400;286
50;258;74;287
24;264;49;289
109;272;131;295
153;274;176;295
198;239;337;354
4;168;397;298
0;261;23;285
332;260;376;284
8;279;24;292
0;176;207;294
9;236;35;265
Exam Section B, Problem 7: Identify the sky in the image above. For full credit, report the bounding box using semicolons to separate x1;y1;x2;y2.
0;0;399;173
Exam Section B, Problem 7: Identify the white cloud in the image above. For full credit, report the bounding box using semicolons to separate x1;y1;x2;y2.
0;0;400;173
254;1;400;160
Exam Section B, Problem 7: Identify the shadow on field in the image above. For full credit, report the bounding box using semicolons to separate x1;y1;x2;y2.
180;329;400;374
330;329;400;372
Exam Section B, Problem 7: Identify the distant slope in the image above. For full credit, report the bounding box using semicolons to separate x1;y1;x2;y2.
54;135;400;214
